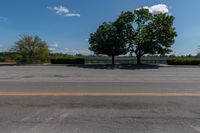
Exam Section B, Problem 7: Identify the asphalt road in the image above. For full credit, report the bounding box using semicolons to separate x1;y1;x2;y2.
1;96;200;133
0;65;200;93
0;65;200;133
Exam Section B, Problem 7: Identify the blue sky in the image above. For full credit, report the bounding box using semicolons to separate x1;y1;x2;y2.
0;0;200;55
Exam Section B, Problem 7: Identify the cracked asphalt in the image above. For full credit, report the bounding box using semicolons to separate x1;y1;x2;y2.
0;65;200;133
1;96;200;133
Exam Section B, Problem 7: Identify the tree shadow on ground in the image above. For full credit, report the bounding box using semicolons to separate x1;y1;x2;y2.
67;64;160;70
0;63;161;70
0;64;17;67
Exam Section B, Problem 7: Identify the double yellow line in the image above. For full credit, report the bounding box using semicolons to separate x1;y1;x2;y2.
0;92;200;97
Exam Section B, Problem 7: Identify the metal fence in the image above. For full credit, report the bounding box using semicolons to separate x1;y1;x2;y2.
85;56;168;64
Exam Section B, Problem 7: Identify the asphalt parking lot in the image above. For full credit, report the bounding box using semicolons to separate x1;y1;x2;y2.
1;96;200;133
0;65;200;93
0;65;200;133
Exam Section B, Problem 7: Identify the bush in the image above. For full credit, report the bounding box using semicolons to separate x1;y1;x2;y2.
0;57;6;62
51;57;85;64
167;58;200;65
12;35;50;64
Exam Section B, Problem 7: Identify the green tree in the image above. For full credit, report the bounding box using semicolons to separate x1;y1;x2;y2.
197;46;200;57
129;8;177;64
12;34;50;64
89;12;134;66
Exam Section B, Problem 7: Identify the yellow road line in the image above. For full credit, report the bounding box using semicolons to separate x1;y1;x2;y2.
0;92;200;96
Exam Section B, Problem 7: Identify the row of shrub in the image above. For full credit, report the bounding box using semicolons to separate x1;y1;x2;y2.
51;57;85;64
167;58;200;65
0;57;6;62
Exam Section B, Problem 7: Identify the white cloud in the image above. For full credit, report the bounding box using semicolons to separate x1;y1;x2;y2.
143;4;169;14
49;46;92;55
48;6;69;15
49;42;59;52
49;47;56;51
48;6;80;17
51;42;59;48
64;48;92;55
65;13;80;17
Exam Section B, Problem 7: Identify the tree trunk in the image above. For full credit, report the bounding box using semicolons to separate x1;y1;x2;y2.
136;55;142;65
112;55;115;68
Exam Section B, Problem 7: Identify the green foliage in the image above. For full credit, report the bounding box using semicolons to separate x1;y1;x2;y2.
0;57;5;62
167;58;200;65
89;8;177;65
89;12;135;65
0;52;21;63
11;34;50;64
51;57;85;64
197;46;200;57
89;22;127;57
50;53;73;58
197;53;200;57
130;9;177;64
113;8;178;64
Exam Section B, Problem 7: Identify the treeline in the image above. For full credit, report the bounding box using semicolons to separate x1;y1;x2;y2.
0;34;84;64
0;52;85;64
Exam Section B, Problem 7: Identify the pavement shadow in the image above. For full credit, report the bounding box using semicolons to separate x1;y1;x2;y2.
67;64;160;70
0;63;161;70
0;64;17;67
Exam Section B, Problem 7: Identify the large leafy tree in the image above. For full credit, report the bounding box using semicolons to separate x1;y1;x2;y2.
12;34;50;64
129;8;177;64
89;12;134;66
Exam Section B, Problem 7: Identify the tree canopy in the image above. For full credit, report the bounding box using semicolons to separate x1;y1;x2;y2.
12;34;50;64
89;12;134;66
89;8;177;65
130;8;177;64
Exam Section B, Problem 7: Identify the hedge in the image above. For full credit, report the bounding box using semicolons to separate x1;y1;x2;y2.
167;58;200;65
51;57;85;64
0;57;5;62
